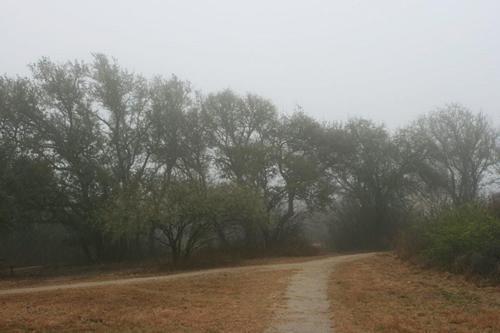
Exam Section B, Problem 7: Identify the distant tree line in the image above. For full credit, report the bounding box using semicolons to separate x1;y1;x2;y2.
1;55;499;267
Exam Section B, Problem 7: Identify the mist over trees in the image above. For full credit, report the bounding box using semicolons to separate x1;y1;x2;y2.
1;55;499;266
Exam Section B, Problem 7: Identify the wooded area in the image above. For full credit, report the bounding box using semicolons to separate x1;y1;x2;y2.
1;55;499;275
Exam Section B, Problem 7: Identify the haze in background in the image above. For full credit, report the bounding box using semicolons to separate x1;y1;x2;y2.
1;0;499;127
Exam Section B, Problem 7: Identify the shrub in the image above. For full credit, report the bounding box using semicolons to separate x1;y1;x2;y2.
400;204;500;278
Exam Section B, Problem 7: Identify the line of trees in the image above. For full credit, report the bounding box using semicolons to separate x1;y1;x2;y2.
1;55;499;266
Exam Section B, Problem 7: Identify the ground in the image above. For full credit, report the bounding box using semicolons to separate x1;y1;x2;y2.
0;253;370;333
329;253;500;333
0;269;292;332
0;255;328;290
265;253;373;333
1;253;499;332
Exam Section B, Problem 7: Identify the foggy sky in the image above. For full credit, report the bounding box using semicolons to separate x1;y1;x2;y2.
1;0;499;128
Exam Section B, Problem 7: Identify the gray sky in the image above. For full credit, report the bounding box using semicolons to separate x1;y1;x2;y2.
2;0;499;128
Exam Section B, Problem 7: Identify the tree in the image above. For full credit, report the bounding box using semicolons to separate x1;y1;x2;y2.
5;54;498;266
0;77;60;232
27;58;113;261
208;183;267;249
203;90;278;187
405;104;498;206
276;112;328;211
320;119;413;249
0;156;59;231
146;76;212;261
90;54;152;258
268;112;330;243
203;90;281;247
91;54;151;187
148;76;193;184
149;180;212;264
0;76;39;158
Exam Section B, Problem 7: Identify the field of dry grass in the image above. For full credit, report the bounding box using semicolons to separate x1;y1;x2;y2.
0;254;327;291
0;269;293;332
329;253;500;333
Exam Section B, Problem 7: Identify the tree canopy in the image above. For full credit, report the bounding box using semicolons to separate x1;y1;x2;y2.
1;56;498;264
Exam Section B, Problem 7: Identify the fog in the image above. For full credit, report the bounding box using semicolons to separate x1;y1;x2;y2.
1;0;500;127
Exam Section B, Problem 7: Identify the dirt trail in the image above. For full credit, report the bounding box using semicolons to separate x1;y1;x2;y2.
0;263;292;296
0;253;375;333
265;253;375;333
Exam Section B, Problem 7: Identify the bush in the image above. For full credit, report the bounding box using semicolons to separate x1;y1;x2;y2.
399;204;500;278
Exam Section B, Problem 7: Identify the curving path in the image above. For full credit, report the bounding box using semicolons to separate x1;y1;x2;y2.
0;253;375;333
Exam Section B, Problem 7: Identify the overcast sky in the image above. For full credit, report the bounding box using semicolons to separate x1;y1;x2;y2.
1;0;499;127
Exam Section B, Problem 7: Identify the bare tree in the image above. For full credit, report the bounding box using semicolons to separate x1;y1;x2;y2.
405;104;498;206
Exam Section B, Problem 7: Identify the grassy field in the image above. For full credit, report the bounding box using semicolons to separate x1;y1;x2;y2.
329;253;500;333
0;269;293;332
3;252;498;332
0;254;326;291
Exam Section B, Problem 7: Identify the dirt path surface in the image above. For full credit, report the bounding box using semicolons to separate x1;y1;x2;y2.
265;253;375;333
0;253;376;333
0;263;292;296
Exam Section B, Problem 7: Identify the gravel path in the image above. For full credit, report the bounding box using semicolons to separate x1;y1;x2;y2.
265;253;375;333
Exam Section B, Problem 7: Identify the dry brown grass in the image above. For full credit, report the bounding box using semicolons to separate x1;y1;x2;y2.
0;254;328;291
0;269;293;332
329;253;500;333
